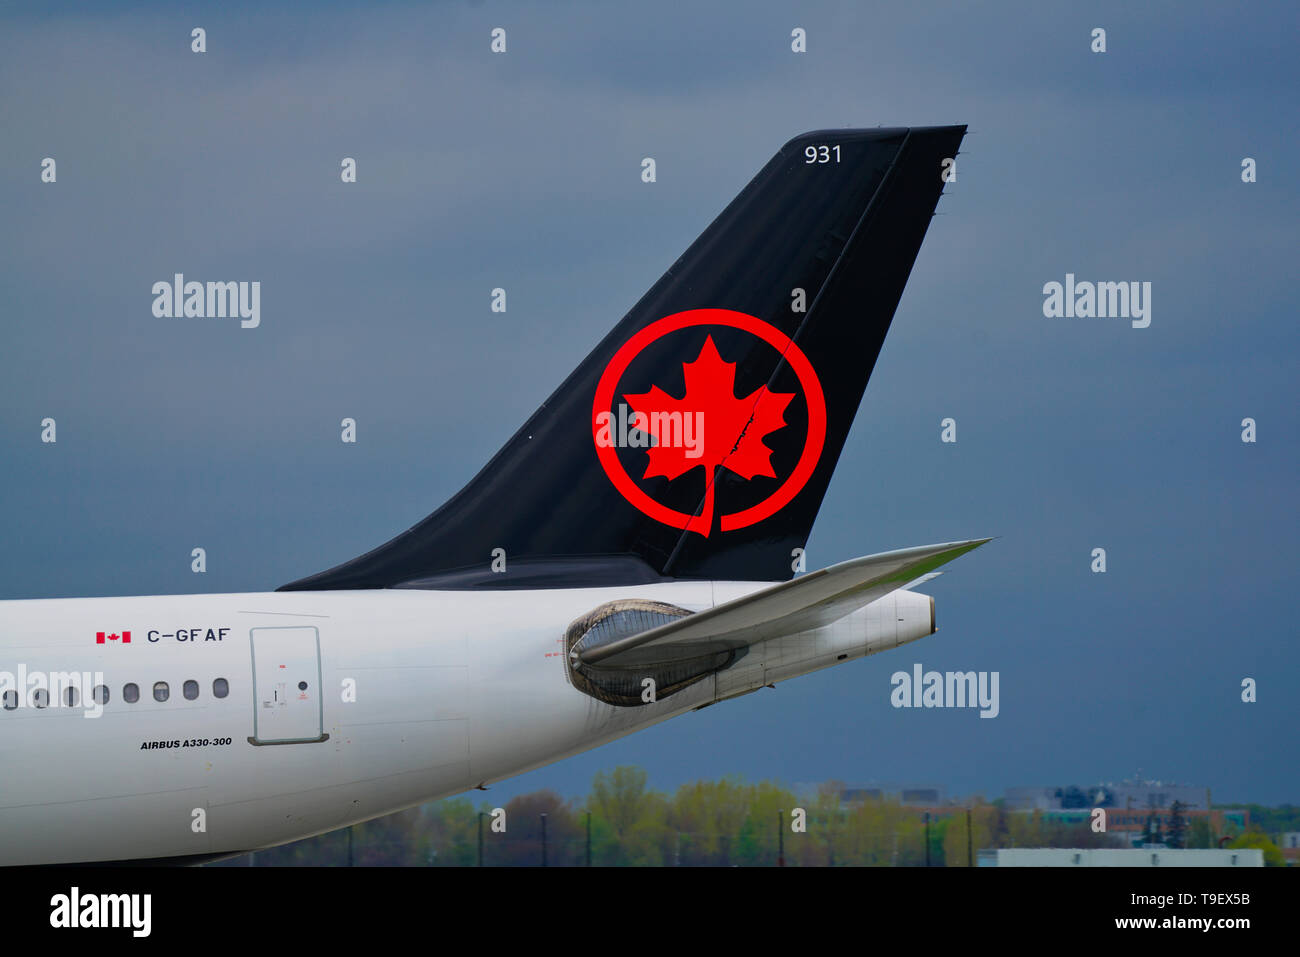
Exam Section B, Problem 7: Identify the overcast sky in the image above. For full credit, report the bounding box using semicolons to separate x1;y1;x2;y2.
1;1;1296;805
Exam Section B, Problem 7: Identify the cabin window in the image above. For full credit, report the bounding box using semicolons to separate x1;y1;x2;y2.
2;690;16;710
153;681;169;702
32;689;48;708
93;685;109;705
213;677;229;698
183;680;199;700
123;683;139;703
64;686;79;707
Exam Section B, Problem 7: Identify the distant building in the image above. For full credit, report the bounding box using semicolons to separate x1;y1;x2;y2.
1005;777;1209;811
1001;778;1248;848
1280;832;1300;864
1103;808;1248;847
985;848;1263;867
832;785;946;806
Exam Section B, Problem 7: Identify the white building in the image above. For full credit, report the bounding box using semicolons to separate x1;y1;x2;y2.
985;848;1263;867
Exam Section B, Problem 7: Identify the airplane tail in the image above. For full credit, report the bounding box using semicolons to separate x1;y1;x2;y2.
279;125;966;591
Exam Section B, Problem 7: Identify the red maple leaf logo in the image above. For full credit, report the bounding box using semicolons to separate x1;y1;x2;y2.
623;335;794;536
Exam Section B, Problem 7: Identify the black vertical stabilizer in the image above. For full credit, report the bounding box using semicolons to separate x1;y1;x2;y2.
279;125;966;591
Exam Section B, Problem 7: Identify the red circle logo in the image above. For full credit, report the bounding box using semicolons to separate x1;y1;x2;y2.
592;309;826;536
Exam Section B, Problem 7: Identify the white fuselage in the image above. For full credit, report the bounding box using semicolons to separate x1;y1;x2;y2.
0;581;929;865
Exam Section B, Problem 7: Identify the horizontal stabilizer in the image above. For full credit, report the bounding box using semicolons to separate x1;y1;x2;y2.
578;538;990;669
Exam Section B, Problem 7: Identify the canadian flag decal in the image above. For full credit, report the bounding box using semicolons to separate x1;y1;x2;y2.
96;630;132;644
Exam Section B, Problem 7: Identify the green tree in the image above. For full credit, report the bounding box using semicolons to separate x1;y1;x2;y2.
923;816;949;866
807;780;846;866
732;780;797;866
1185;817;1213;849
587;766;668;865
942;805;994;866
669;775;752;865
490;790;581;866
349;806;431;865
425;796;478;866
1228;832;1284;867
1166;801;1187;849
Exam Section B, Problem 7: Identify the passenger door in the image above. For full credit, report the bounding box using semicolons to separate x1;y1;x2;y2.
249;626;327;745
